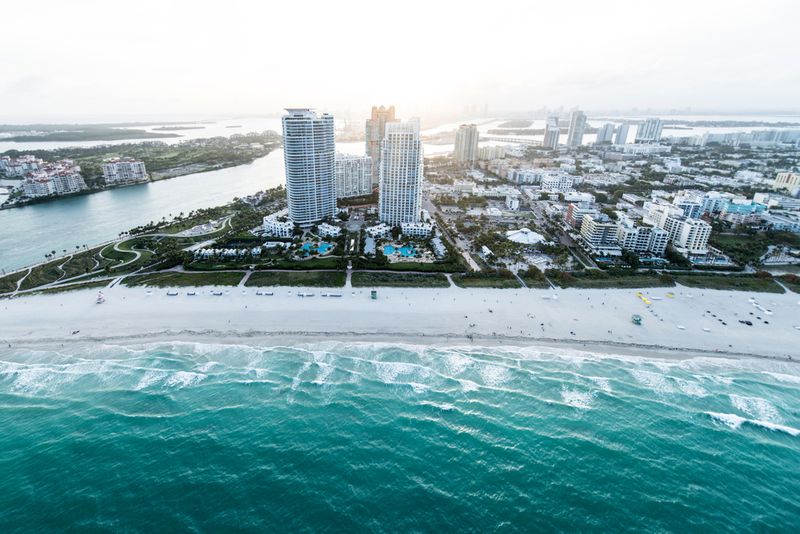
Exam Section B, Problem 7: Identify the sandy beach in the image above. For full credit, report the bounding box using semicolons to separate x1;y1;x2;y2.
2;284;799;360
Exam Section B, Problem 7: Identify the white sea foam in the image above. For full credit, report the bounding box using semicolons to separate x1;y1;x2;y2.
707;412;800;437
164;371;206;389
373;361;419;383
561;387;595;410
133;370;168;391
629;369;675;394
673;377;708;398
442;352;473;376
587;376;612;393
458;379;480;392
763;372;800;385
730;394;781;422
311;362;334;385
478;364;511;386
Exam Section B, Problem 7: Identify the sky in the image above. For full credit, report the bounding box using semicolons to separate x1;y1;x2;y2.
1;0;798;123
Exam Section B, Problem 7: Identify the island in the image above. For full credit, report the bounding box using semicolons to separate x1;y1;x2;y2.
0;131;281;209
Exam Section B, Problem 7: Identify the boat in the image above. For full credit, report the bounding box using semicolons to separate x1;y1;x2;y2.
371;290;377;300
187;291;197;296
166;290;179;296
327;293;342;298
96;291;106;304
677;325;686;330
631;314;642;325
211;290;223;296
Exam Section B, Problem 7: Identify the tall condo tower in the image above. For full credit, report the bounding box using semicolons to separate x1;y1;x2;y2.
566;110;587;147
378;119;423;226
615;122;630;145
282;108;336;225
635;118;664;143
595;123;615;144
453;124;479;165
543;116;561;149
365;105;398;186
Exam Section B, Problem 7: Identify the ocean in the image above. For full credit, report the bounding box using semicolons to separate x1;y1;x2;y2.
1;342;798;531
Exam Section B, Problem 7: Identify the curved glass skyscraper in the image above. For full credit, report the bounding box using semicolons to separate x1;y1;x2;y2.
282;109;336;225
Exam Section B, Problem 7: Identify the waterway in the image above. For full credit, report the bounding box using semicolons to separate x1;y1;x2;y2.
0;141;451;273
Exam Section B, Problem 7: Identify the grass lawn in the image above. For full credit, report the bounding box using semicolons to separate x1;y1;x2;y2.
673;274;784;293
123;271;244;287
266;257;345;270
548;271;675;289
351;271;450;288
19;258;66;291
60;250;101;279
31;280;110;295
778;274;800;293
451;273;522;288
245;271;346;287
519;269;551;289
0;270;28;294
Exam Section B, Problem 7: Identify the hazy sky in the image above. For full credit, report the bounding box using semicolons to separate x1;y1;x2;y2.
1;0;798;122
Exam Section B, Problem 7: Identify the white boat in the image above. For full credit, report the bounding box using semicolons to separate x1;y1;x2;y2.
96;291;106;304
166;290;179;296
677;325;686;330
187;291;197;296
211;290;223;296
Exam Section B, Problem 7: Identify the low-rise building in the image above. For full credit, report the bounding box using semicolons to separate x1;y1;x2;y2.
616;217;669;255
541;174;574;193
719;199;767;225
365;222;392;239
317;222;342;238
263;209;295;238
761;212;800;233
401;221;433;237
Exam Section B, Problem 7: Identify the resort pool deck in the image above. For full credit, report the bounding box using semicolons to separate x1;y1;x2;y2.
383;245;417;257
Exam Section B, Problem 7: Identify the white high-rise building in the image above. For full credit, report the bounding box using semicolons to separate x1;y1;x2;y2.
566;110;587;147
635;118;664;143
454;124;479;164
543;116;560;149
595;123;615;144
675;218;711;254
335;154;372;199
378;119;423;226
102;157;148;185
282;108;336;225
615;122;630;145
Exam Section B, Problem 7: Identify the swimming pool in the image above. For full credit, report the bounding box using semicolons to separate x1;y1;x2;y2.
301;242;333;254
383;245;416;257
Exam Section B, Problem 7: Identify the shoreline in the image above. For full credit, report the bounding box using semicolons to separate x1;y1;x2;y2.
2;285;799;361
6;328;791;363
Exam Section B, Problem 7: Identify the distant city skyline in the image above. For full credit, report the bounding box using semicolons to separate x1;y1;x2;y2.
1;0;798;122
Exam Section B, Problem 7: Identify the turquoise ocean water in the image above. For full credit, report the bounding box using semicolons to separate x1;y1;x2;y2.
1;342;799;531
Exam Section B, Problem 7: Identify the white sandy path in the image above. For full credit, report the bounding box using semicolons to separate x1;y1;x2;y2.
1;285;799;360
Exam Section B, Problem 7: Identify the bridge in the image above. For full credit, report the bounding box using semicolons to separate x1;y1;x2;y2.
482;136;542;146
